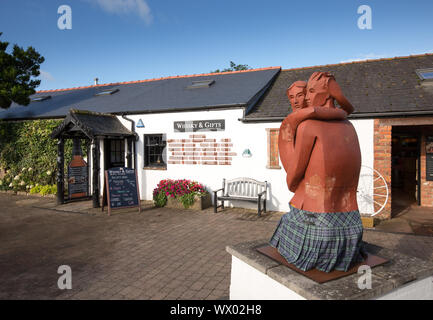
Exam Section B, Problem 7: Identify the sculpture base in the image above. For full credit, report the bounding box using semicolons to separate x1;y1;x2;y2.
256;245;388;284
226;240;433;300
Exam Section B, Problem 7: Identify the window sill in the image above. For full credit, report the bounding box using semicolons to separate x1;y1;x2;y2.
143;166;167;171
266;165;281;170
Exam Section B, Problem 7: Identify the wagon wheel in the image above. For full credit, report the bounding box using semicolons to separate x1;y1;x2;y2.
357;165;389;216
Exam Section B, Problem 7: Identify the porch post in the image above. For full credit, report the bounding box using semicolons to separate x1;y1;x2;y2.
126;137;132;168
56;137;65;205
92;138;100;208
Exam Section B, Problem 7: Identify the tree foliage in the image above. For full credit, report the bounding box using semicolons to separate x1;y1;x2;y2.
0;32;45;109
212;61;251;73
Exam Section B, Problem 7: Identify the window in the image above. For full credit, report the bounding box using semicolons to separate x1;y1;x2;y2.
95;88;119;96
266;128;281;169
416;68;433;81
109;139;125;168
144;134;166;168
186;80;215;89
31;95;51;102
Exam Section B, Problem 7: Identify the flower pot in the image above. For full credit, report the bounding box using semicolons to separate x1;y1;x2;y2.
165;193;212;210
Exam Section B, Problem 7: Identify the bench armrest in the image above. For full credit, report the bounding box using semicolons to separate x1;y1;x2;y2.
213;188;224;194
258;190;267;197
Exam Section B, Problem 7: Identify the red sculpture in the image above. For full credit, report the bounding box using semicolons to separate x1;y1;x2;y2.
270;72;364;273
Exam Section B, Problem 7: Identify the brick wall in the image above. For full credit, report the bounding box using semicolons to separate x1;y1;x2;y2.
373;119;392;220
420;134;433;206
167;134;236;165
266;128;281;169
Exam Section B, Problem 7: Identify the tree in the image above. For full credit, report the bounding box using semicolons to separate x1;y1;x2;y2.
0;32;45;109
212;61;251;73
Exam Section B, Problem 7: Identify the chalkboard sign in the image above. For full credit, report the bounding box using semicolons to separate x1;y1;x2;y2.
68;156;88;199
102;167;141;215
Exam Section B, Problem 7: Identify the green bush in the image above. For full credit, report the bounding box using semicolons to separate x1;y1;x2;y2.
153;191;167;207
178;193;196;209
30;184;42;194
29;184;56;195
0;119;89;193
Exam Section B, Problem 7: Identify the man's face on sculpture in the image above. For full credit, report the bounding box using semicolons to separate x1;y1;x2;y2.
287;82;307;110
305;73;331;107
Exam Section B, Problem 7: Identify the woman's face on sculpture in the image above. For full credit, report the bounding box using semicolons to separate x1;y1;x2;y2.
305;78;330;107
288;86;307;110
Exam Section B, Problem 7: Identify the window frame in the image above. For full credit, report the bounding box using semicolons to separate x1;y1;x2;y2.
266;128;281;169
143;134;167;169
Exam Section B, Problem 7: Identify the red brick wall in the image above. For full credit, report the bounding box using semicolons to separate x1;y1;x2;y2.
373;119;392;220
374;117;433;219
420;134;433;206
167;134;236;165
266;128;281;169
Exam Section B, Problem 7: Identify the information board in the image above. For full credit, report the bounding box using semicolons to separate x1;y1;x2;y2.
102;167;141;215
67;156;88;199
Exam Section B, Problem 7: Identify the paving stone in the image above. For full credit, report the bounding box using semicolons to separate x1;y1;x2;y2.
1;193;433;300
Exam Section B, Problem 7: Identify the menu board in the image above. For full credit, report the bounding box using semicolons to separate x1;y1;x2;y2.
67;156;88;199
103;167;141;215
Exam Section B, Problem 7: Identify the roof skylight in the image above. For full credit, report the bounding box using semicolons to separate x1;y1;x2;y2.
95;88;119;96
31;95;51;102
187;80;215;89
416;68;433;81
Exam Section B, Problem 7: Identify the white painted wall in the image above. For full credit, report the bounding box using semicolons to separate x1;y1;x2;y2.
230;255;433;300
110;110;375;213
230;256;306;300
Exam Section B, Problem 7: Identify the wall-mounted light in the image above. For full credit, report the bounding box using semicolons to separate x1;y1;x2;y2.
242;149;252;158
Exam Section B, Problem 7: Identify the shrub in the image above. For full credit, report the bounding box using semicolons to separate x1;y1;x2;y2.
0;119;88;192
153;191;167;207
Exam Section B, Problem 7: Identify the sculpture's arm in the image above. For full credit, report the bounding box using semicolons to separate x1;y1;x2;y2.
278;117;294;174
287;107;347;139
285;121;316;192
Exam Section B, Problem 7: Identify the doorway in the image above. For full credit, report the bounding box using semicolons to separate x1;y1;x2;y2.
105;139;125;169
391;127;420;216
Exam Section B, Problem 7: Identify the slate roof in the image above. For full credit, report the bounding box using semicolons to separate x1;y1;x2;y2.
51;109;137;139
0;67;280;120
245;54;433;120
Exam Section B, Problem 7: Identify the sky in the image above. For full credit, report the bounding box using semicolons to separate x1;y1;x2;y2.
1;0;433;91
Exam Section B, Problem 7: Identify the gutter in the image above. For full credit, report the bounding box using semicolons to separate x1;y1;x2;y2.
121;114;137;170
238;110;433;123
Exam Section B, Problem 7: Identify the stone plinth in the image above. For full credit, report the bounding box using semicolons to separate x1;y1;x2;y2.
226;240;433;300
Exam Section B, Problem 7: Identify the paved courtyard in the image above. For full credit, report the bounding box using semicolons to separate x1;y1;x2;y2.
1;193;433;300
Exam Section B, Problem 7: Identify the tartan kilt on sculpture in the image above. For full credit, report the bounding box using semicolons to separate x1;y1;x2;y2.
269;204;365;273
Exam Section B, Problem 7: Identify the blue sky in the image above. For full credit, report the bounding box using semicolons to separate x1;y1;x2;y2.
1;0;433;91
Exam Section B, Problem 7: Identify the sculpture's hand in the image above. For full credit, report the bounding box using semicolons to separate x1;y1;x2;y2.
280;116;294;142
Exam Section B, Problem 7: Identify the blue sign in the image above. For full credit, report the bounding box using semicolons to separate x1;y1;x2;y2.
136;119;144;128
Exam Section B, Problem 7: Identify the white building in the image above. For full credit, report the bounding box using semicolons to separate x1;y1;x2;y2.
2;54;433;220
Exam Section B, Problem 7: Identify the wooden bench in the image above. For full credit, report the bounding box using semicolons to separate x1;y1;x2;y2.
213;178;267;216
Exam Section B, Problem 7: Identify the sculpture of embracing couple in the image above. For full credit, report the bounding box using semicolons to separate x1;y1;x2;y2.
270;72;365;273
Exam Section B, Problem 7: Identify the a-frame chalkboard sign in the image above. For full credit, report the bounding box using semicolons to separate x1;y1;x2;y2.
102;167;141;215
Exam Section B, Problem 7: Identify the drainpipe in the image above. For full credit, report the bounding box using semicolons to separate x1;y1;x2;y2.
121;114;137;170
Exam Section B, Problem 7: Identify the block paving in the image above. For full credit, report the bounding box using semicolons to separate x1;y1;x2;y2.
0;193;432;300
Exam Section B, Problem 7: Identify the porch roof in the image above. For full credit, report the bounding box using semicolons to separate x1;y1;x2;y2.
51;109;137;140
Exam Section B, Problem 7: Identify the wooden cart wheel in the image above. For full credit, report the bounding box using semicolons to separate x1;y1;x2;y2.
357;165;389;216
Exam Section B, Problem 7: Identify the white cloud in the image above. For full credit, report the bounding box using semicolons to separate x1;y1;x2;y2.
340;53;388;63
94;0;153;24
39;70;54;82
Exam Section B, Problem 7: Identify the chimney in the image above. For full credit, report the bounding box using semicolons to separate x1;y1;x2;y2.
94;77;99;85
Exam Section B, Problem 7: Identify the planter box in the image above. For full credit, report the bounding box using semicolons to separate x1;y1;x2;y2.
165;193;212;210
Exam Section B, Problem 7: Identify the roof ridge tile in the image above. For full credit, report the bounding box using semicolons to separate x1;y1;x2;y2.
37;66;281;93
